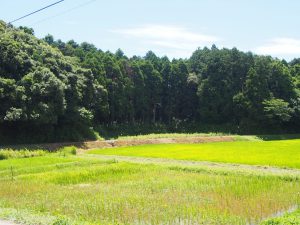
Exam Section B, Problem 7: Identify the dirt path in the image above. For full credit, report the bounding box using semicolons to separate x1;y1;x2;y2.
0;220;17;225
84;154;300;177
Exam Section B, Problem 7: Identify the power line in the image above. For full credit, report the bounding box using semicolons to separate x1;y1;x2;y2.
32;0;97;26
9;0;65;24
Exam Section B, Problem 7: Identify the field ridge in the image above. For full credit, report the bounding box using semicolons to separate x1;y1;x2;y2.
0;134;257;151
83;154;300;177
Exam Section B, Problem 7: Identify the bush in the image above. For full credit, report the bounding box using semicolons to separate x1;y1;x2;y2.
58;146;77;156
0;152;8;160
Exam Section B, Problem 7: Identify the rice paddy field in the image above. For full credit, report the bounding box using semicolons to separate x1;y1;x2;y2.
0;137;300;225
88;140;300;169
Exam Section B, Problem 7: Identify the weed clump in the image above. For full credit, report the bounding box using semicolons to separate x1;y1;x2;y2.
58;146;77;156
0;149;46;160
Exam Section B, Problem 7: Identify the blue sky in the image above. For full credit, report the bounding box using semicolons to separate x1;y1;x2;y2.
1;0;300;60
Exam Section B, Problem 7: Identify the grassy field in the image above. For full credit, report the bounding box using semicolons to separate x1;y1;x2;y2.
89;139;300;169
0;138;300;224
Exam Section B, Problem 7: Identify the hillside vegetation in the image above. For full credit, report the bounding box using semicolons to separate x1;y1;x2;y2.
1;20;300;143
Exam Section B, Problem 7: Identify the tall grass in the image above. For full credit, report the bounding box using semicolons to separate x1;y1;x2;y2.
0;149;46;160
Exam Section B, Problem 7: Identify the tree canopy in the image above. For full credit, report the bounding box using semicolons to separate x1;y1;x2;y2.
1;20;300;143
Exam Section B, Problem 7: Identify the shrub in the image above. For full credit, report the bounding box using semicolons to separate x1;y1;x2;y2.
58;146;77;156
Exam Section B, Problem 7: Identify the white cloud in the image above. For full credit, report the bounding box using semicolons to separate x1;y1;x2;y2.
256;38;300;56
111;25;219;58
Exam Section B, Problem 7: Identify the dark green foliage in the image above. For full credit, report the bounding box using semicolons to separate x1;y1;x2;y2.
1;20;300;143
0;21;107;143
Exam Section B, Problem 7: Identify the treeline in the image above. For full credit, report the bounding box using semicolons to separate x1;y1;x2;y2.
1;20;300;143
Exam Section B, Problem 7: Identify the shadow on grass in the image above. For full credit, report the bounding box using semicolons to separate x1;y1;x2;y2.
0;142;89;152
258;134;300;141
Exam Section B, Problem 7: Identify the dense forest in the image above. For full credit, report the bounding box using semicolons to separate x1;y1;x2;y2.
1;20;300;143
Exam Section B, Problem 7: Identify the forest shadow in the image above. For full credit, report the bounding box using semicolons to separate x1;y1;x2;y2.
257;134;300;141
0;142;89;152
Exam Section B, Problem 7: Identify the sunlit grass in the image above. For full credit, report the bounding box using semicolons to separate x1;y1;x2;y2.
0;154;299;224
88;139;300;169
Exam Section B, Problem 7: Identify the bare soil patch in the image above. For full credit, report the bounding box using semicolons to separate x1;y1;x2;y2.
1;136;235;151
0;220;17;225
111;136;235;148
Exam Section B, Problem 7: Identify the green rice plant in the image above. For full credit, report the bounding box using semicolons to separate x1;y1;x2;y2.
1;139;300;225
88;139;300;169
0;154;299;225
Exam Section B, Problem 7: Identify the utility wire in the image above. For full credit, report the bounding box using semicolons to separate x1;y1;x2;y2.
9;0;65;24
32;0;97;26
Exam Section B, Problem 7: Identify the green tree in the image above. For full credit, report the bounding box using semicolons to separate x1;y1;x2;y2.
20;67;65;124
263;98;294;124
